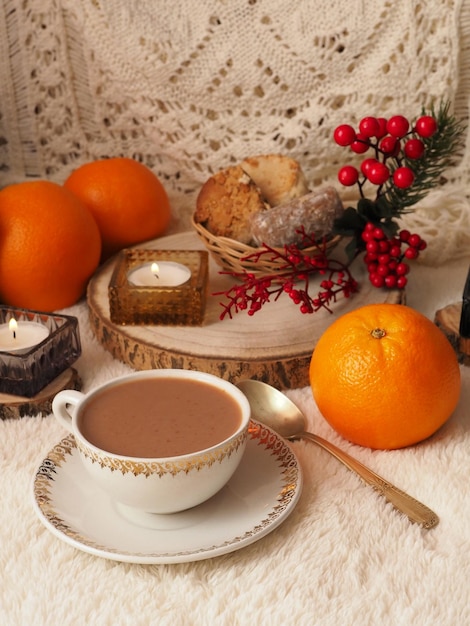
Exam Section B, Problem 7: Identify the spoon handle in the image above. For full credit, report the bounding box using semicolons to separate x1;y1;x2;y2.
300;431;439;529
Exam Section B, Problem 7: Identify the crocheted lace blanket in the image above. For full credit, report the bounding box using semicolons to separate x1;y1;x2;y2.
1;0;470;264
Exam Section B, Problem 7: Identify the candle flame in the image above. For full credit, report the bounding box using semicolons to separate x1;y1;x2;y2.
9;318;17;339
151;262;159;278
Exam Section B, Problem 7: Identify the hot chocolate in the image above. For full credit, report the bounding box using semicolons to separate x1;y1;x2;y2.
79;376;243;458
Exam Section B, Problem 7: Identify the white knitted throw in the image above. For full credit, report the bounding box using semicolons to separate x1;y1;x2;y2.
1;0;470;264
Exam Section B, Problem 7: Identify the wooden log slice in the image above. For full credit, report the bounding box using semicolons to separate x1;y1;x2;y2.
434;301;470;365
87;232;404;390
0;368;81;419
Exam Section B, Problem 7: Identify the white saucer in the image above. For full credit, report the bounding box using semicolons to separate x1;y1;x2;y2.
31;421;302;564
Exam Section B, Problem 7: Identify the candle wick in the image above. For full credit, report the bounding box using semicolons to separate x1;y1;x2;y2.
12;330;16;339
150;262;160;280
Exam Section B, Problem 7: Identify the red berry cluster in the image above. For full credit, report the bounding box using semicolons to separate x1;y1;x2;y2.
283;270;355;314
362;222;427;289
334;114;437;190
216;236;359;319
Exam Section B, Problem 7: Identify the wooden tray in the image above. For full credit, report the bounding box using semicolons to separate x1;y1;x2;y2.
0;368;81;419
435;301;470;366
87;232;403;390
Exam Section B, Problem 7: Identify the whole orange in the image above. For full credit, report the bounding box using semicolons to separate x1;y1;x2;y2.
0;180;101;311
63;157;171;260
309;303;461;449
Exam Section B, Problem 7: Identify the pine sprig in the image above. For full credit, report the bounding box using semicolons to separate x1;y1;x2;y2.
379;101;465;214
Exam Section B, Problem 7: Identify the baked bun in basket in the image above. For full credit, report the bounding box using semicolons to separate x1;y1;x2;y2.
240;154;309;206
193;154;342;276
194;165;269;244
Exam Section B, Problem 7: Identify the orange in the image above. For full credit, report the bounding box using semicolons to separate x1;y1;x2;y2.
309;303;461;449
64;157;171;260
0;180;101;311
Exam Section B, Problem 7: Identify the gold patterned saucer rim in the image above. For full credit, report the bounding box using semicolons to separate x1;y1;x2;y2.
31;420;303;564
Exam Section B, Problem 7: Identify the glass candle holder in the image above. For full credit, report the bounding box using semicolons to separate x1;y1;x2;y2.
108;249;209;325
0;306;81;397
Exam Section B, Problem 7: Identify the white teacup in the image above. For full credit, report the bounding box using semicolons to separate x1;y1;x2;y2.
52;369;251;515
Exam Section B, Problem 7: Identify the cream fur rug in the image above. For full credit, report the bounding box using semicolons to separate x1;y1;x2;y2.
1;2;470;623
1;256;470;626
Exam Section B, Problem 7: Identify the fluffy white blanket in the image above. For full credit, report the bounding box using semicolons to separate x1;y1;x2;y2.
1;256;470;626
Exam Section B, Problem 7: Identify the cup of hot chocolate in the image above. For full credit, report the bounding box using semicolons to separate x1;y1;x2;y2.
52;369;251;515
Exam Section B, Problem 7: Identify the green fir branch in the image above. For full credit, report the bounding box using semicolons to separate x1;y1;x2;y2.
379;101;465;215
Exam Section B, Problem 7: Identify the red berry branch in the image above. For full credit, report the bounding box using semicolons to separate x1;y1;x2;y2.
361;222;426;289
332;100;464;289
214;232;358;320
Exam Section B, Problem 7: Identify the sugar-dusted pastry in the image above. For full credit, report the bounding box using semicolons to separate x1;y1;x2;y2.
250;186;344;247
194;165;269;244
240;154;309;206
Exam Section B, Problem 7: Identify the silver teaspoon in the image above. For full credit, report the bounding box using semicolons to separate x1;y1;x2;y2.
236;379;439;529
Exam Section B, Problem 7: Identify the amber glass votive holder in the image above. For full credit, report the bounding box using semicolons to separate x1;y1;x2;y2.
0;306;81;397
108;249;209;325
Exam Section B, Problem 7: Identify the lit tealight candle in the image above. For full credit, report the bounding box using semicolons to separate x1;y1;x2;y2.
0;318;50;353
127;261;191;287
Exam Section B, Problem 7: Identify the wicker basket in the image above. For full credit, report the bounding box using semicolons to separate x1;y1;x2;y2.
191;215;342;276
